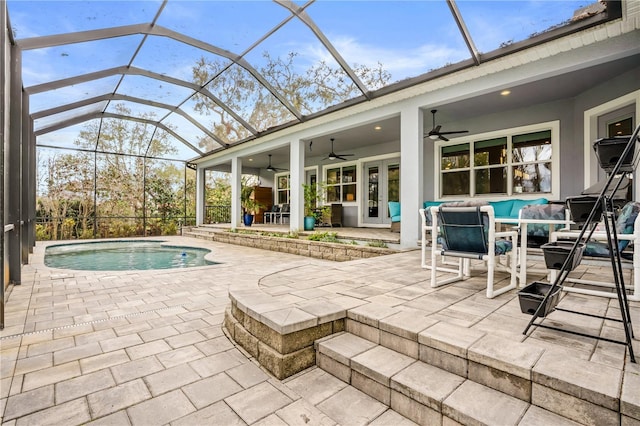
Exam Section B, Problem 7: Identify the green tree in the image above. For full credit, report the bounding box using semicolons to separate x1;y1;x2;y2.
191;52;391;150
205;172;232;206
36;150;94;239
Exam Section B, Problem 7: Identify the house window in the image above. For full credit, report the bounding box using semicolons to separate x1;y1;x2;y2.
326;164;356;203
276;174;290;203
512;131;552;194
438;124;555;197
441;143;470;196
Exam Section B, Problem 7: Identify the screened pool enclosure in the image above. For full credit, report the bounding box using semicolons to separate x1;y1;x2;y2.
2;0;631;326
5;0;615;240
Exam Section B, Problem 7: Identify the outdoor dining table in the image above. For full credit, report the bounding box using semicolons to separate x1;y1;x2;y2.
495;217;572;287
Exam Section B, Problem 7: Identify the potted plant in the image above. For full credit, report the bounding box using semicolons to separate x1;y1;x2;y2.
303;182;324;231
241;185;263;226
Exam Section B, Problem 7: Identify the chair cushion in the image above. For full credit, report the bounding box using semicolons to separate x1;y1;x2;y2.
520;203;567;247
423;201;452;226
509;197;548;218
388;201;401;222
442;200;488;207
583;201;640;257
423;201;444;209
494;239;513;255
489;200;514;218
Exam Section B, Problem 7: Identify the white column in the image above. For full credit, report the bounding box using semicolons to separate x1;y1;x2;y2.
195;167;205;226
290;139;305;231
400;105;424;248
231;157;242;229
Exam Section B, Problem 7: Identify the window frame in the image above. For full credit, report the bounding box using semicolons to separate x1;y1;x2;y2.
434;121;560;200
274;172;290;204
322;161;358;205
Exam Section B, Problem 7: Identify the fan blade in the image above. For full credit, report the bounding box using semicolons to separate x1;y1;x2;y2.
439;135;449;142
336;155;350;161
430;125;442;134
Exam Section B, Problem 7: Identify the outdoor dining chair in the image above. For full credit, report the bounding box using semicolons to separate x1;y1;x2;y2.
430;204;518;298
278;203;291;224
264;204;280;224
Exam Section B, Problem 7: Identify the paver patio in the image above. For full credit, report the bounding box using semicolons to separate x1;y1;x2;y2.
0;235;638;425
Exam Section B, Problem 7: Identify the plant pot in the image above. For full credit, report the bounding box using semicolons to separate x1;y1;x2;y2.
541;241;584;271
304;216;315;231
518;282;561;317
243;214;254;226
593;136;634;173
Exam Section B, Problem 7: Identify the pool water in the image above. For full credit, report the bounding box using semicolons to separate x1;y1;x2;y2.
44;240;215;271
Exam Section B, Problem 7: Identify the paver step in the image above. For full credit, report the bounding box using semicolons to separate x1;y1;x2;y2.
342;303;633;426
315;332;581;426
183;230;216;240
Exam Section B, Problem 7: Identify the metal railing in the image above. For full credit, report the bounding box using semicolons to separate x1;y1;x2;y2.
205;205;231;224
35;215;196;240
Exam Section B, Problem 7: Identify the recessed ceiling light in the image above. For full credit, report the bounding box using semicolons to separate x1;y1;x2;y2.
374;125;382;131
500;90;511;96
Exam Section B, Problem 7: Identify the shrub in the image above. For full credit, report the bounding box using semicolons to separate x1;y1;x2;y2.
366;240;388;248
308;231;342;243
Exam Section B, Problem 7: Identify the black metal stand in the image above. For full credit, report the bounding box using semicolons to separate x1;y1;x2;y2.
523;124;640;363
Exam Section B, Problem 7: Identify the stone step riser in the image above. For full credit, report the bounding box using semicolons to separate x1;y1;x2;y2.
345;317;533;403
336;320;626;426
316;333;541;426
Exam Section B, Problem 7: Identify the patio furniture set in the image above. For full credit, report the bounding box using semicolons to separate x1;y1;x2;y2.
421;130;640;363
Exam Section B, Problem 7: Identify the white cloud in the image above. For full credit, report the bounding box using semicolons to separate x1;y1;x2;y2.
302;35;469;81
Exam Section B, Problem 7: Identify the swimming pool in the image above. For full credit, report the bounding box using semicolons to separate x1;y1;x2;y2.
44;240;216;271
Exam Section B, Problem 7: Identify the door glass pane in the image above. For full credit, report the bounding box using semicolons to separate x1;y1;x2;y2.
368;166;378;218
608;116;633;137
442;171;469;196
387;164;399;203
475;167;507;194
513;162;552;193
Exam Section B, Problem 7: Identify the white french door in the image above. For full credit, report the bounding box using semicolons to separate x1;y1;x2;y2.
362;159;399;225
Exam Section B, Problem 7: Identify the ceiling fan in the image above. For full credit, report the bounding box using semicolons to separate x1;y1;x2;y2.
323;138;354;161
265;154;286;172
425;109;469;141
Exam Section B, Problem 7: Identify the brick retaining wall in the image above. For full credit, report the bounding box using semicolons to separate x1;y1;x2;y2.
187;228;395;261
